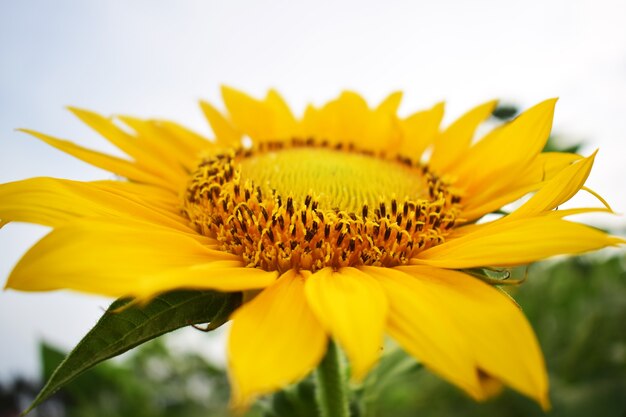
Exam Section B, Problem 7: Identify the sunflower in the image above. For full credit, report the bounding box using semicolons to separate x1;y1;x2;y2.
1;87;622;410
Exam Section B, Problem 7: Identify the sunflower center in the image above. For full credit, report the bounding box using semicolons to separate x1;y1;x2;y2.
182;140;461;272
238;147;428;213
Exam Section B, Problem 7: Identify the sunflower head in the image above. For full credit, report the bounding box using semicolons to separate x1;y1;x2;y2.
2;86;623;412
182;134;462;273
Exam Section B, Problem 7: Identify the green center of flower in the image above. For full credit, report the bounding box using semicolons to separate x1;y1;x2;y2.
239;147;428;213
182;140;461;272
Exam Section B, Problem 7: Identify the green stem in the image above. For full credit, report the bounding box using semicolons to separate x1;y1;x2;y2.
315;340;350;417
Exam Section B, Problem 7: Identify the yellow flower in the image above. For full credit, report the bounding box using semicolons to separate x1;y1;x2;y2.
1;87;622;409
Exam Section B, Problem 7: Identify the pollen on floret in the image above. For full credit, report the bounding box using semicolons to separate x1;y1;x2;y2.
182;138;462;272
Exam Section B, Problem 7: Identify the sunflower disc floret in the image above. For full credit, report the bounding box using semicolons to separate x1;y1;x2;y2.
183;139;462;272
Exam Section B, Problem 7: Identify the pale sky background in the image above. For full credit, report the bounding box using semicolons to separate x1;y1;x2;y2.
1;0;625;379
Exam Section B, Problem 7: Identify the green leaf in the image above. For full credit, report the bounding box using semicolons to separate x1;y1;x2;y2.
25;290;241;415
462;267;527;286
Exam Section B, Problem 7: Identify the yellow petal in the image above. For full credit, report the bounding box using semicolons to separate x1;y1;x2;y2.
460;182;542;221
67;108;186;183
452;99;557;195
299;104;322;139
67;107;142;158
305;267;387;380
540;207;613;218
361;266;485;400
199;99;242;147
221;86;274;141
5;218;240;297
522;152;583;184
264;89;298;138
396;265;550;409
299;91;401;151
399;102;445;162
228;270;327;407
414;217;624;268
507;151;597;220
156;120;213;154
0;177;190;232
429;100;498;173
93;180;179;211
365;98;403;151
376;91;403;114
582;185;613;211
135;261;278;298
118;115;203;171
326;91;370;143
461;152;583;220
451;207;613;240
19;129;177;191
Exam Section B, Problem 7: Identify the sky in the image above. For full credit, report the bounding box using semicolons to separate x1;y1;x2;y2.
1;0;626;379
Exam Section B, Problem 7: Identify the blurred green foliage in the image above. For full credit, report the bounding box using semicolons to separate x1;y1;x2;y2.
37;338;241;417
491;103;519;121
